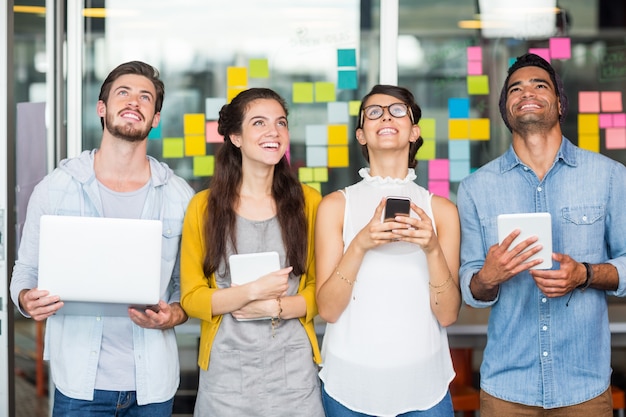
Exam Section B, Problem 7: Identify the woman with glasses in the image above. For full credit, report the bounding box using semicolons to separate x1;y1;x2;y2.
315;84;461;417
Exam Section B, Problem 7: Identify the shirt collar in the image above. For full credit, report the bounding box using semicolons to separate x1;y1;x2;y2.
499;136;577;174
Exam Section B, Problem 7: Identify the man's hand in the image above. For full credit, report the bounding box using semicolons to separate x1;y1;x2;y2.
19;288;64;321
128;300;187;330
531;253;585;298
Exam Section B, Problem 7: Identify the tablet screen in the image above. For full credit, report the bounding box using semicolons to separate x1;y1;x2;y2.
497;213;552;269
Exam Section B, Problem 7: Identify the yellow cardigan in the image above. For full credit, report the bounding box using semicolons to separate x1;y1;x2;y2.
180;184;322;370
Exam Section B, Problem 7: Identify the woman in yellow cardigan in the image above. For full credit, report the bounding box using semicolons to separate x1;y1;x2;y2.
180;88;324;417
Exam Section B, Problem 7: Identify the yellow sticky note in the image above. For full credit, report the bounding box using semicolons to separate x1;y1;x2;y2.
313;167;329;182
578;114;599;135
184;113;205;135
349;100;361;116
328;125;348;145
162;138;184;158
315;82;336;102
249;58;269;78
227;67;247;87
467;75;489;95
193;155;215;177
419;118;436;140
293;83;314;103
579;134;600;153
228;87;246;103
469;118;490;140
298;167;314;182
328;145;349;167
449;119;469;139
185;135;206;156
416;139;436;160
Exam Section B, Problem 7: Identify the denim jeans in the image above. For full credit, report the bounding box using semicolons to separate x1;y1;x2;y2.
321;384;454;417
53;389;174;417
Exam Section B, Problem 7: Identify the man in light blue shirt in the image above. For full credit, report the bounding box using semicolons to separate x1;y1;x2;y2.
458;53;626;416
10;61;194;416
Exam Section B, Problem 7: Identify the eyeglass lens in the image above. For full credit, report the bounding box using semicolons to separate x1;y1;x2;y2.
364;103;408;120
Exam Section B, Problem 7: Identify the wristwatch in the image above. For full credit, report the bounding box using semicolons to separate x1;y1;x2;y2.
578;262;594;291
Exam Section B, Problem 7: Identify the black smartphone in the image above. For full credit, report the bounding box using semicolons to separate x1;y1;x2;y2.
383;196;411;222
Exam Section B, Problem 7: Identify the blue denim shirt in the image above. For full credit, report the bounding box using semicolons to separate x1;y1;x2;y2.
457;138;626;408
10;150;194;405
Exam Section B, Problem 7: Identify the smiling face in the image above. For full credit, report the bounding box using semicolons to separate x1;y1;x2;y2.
97;74;160;142
230;98;289;168
505;66;561;134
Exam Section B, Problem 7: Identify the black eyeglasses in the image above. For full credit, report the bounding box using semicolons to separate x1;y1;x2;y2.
359;103;414;127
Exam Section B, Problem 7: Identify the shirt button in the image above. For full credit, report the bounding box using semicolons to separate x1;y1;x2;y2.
543;351;548;357
582;215;588;222
542;298;547;303
542;325;548;331
537;186;543;192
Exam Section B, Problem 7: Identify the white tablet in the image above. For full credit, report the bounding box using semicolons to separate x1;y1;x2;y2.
497;213;553;269
228;251;281;285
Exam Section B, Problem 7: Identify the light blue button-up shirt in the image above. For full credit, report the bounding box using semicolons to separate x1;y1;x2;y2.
458;138;626;408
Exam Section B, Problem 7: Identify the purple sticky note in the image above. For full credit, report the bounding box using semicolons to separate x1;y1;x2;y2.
599;114;614;129
428;180;449;199
468;61;483;75
528;48;551;63
467;46;482;61
614;114;626;127
549;37;571;60
429;159;450;180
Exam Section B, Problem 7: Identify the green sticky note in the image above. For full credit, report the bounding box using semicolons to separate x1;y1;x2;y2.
298;167;314;182
193;155;215;177
419;118;436;140
416;139;436;160
162;138;184;158
467;75;489;95
249;58;269;78
315;82;336;102
293;83;314;103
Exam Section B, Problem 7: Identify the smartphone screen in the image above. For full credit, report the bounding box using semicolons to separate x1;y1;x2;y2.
383;197;411;222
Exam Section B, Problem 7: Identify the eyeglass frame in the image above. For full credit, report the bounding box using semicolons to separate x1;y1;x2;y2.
359;102;415;128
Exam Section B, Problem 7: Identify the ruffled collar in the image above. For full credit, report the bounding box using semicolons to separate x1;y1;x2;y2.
358;167;417;185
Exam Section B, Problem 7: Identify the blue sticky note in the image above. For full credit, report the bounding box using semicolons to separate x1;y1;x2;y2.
449;98;470;119
148;122;162;140
337;49;357;67
305;125;328;146
450;160;471;182
306;146;328;167
328;102;350;124
338;70;358;90
448;140;470;160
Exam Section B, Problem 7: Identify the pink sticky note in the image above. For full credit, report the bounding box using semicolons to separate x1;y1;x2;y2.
549;37;571;60
614;114;626;127
579;92;601;113
428;180;450;199
528;48;550;63
467;46;482;61
205;121;224;143
429;159;449;180
605;128;626;149
468;61;483;75
601;91;623;112
599;114;614;128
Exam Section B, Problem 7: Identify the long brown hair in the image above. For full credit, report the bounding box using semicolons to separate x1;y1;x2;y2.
203;88;307;277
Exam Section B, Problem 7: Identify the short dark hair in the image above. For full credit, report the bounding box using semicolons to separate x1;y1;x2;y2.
98;61;165;128
498;53;569;132
356;84;423;168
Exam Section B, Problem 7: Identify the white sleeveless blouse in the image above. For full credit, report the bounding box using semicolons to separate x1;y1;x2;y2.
319;168;455;416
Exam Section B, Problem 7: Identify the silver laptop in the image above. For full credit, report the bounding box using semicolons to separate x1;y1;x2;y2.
37;215;163;316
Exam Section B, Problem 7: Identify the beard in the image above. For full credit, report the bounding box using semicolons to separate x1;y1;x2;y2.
104;112;153;142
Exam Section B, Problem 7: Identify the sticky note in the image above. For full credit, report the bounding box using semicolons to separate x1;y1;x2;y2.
606;127;626;149
205;97;226;120
328;146;349;167
305;125;328;146
450;160;471;182
449;119;469;139
205;121;223;144
449;98;470;119
298;167;314;183
349;100;361;116
419;118;436;140
549;37;571;60
315;82;336;102
313;167;329;182
249;58;269;78
193;155;215;177
227;67;247;87
449;140;470;160
416;139;436;160
162;138;184;158
579;92;600;113
468;61;483;75
428;180;449;199
227;87;246;103
429;159;449;180
528;48;550;62
185;135;206;156
614;114;626;127
601;91;623;112
467;46;482;61
328;125;348;145
293;82;314;103
184;113;205;135
307;146;328;166
338;70;358;90
338;49;357;67
599;114;614;129
578;114;599;135
148;123;162;140
328;102;349;124
469;118;490;140
578;134;600;153
467;75;489;95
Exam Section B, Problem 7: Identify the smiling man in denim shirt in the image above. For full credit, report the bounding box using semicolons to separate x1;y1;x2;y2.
457;53;626;416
